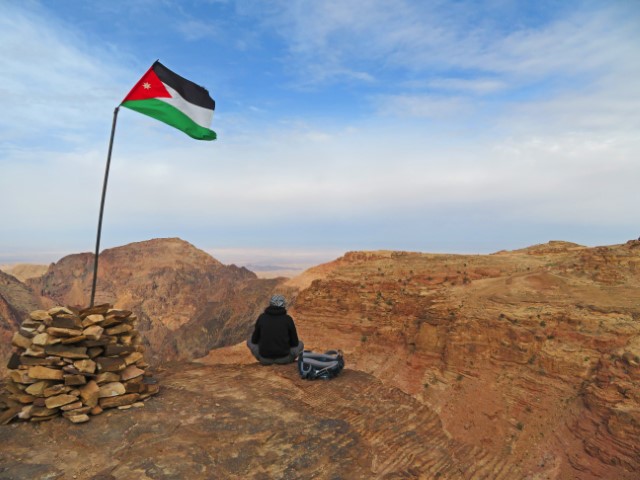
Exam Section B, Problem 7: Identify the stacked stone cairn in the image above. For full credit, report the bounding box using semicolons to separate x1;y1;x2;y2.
1;304;159;424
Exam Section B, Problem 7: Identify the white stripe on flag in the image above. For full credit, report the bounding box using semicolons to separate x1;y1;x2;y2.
162;83;214;129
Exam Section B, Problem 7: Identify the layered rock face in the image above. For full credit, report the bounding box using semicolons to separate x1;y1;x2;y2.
0;362;528;479
0;264;48;282
290;241;640;479
0;270;43;375
27;238;288;364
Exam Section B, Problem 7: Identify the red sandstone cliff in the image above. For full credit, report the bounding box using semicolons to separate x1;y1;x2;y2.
0;270;43;373
26;238;289;364
285;241;640;479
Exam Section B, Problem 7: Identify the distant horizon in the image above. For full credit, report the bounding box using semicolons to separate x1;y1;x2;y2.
1;235;637;270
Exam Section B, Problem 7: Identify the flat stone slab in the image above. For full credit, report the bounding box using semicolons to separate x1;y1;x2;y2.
0;363;525;480
45;394;79;409
25;381;54;396
79;304;111;316
48;306;74;316
107;309;133;318
83;325;104;340
120;365;144;381
74;359;97;374
124;352;143;365
82;314;105;327
28;366;64;381
104;345;135;357
31;333;52;346
11;332;32;349
44;345;88;359
43;384;69;397
19;356;62;367
51;316;82;330
95;372;121;384
96;357;126;372
60;335;87;345
98;382;126;398
30;310;52;322
105;324;133;335
65;413;90;424
46;327;83;338
79;380;100;407
64;374;87;386
99;393;140;409
9;370;37;384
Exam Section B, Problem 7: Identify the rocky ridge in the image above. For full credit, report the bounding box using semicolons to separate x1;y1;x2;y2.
26;238;288;365
0;263;49;282
287;240;640;479
0;362;528;479
0;269;43;373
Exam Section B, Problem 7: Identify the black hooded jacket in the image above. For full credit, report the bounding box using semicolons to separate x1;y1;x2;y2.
250;305;300;358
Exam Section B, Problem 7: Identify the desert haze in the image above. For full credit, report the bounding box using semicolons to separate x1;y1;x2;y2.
1;237;639;479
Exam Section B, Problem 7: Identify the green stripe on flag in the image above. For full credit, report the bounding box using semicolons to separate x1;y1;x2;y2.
122;99;217;141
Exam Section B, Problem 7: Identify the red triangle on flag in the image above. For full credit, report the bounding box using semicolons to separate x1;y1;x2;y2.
121;67;171;103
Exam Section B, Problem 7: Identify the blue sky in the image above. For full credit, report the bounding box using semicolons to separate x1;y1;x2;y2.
1;0;639;267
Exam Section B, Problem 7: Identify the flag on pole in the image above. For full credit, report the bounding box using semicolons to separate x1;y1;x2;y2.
121;61;216;140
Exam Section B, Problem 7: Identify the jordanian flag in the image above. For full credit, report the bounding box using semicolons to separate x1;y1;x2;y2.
121;61;216;140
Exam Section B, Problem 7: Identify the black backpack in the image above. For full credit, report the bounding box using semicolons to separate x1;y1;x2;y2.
297;350;345;380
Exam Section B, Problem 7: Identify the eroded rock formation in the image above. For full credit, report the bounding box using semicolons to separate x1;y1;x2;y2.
0;362;529;479
289;241;640;479
27;238;289;364
0;264;49;282
0;270;43;375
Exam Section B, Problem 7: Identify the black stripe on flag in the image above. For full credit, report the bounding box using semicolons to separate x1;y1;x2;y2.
153;61;215;110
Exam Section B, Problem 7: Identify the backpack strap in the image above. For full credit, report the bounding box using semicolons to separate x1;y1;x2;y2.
298;357;315;379
303;351;342;363
303;358;339;370
298;350;345;380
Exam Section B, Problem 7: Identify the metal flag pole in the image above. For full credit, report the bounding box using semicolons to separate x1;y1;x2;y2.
90;106;120;307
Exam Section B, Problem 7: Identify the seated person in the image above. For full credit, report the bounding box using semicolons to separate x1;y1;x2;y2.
247;294;304;365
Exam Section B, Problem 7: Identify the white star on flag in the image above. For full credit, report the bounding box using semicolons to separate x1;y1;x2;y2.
142;82;151;90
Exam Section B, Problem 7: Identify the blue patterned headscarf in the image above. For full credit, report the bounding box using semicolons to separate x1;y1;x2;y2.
269;294;286;308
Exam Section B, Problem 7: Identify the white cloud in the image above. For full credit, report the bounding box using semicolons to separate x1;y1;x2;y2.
1;1;638;259
476;9;640;80
0;3;130;145
421;78;507;95
176;19;221;41
505;77;640;135
243;1;640;93
59;116;634;231
375;94;471;118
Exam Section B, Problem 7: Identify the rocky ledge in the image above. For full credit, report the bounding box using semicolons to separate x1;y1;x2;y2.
1;362;532;480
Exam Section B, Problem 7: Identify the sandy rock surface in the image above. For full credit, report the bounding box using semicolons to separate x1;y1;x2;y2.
0;362;524;480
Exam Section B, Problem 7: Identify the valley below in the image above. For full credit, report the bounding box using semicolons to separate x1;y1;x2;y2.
1;238;639;479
